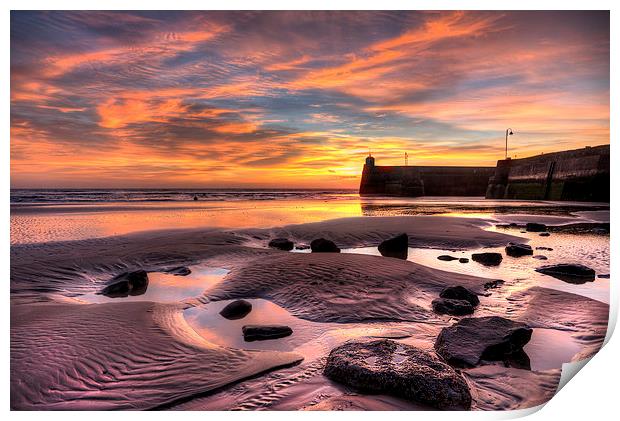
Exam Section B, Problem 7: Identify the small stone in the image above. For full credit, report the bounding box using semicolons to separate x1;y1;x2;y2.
219;299;253;320
242;325;293;341
432;298;474;316
166;266;191;276
378;233;408;260
539;232;551;237
533;255;548;260
598;274;610;279
439;286;479;306
459;258;469;263
536;246;553;251
535;264;596;284
100;270;149;298
505;243;533;257
268;238;294;251
310;238;340;253
526;222;547;232
471;252;503;266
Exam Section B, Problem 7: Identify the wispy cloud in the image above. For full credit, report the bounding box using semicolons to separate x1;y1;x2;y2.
10;11;609;188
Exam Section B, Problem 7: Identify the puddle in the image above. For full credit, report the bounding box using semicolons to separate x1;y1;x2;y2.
184;298;322;352
341;228;609;304
80;266;229;303
524;328;584;371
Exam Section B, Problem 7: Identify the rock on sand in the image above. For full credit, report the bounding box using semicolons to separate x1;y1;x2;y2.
242;325;293;341
505;243;533;257
310;238;340;253
526;223;547;232
535;264;596;284
435;316;532;368
439;286;480;306
378;233;408;260
268;238;294;251
432;298;474;316
219;299;253;320
324;339;472;410
100;270;149;298
471;252;503;266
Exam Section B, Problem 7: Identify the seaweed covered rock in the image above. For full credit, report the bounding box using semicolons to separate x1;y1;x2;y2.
324;339;472;410
378;233;408;260
100;270;149;298
434;316;532;368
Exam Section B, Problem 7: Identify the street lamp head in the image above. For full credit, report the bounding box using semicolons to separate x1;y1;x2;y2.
508;129;514;136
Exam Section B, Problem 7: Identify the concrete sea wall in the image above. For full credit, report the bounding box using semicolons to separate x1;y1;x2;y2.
486;145;609;202
359;156;494;197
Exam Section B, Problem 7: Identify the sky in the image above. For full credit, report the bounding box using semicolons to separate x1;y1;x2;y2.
10;11;609;188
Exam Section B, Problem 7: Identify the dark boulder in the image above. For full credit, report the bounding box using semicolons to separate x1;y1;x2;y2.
100;270;149;298
268;238;294;251
535;264;596;284
166;266;191;276
437;255;458;261
242;325;293;341
434;316;532;368
432;298;474;316
505;243;533;257
378;233;408;260
310;238;340;253
458;258;469;263
324;339;471;410
439;286;479;306
219;299;253;320
471;252;503;266
526;222;547;232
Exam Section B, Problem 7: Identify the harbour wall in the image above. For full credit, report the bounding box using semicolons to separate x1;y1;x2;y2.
485;144;609;202
359;157;494;197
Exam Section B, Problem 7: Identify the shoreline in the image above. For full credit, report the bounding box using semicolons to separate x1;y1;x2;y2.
10;214;610;410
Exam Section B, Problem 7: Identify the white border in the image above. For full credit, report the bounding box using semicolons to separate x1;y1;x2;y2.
3;2;617;420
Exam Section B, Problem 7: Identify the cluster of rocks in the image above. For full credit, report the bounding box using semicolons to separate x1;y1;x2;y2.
268;237;340;253
324;315;534;409
432;286;480;316
218;299;293;341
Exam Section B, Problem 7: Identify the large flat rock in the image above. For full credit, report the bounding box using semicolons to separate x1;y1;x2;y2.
324;339;471;410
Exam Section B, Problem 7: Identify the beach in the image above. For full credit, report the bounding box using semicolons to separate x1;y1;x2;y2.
9;192;610;410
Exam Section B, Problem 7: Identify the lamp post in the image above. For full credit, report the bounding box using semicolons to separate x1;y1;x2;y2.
505;128;514;159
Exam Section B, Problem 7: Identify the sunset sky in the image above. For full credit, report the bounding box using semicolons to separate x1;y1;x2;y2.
10;11;609;188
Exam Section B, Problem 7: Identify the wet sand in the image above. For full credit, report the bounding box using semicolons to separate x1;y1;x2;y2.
10;206;609;411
